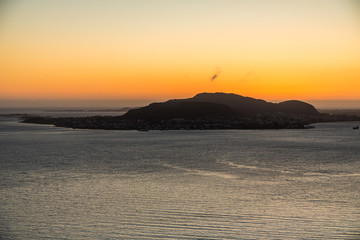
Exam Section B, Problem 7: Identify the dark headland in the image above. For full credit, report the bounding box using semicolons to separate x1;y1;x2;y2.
22;92;360;130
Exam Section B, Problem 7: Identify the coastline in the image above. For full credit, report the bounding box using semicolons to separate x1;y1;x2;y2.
18;113;360;131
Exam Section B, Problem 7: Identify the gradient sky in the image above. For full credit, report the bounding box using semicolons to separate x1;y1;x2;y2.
1;0;360;108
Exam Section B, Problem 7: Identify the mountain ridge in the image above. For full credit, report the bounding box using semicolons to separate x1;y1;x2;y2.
122;92;319;120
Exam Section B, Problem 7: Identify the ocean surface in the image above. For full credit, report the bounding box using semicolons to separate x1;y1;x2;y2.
0;116;359;239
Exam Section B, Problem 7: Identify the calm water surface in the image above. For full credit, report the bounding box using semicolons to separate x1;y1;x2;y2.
0;117;359;239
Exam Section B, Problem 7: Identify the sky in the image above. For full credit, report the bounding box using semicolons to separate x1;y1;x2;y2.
1;0;360;108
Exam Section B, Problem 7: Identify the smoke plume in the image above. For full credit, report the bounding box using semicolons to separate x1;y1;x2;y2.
210;68;221;81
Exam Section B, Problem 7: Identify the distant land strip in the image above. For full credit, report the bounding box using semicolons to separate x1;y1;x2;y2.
20;93;360;130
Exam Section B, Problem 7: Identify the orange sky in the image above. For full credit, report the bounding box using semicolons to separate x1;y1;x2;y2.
1;0;360;108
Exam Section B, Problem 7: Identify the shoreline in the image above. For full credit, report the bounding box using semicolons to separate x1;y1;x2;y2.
17;113;360;131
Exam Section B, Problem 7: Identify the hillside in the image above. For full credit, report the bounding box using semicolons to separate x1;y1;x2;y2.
122;101;237;120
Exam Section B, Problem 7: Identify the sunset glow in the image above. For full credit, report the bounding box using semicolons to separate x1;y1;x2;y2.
1;0;360;107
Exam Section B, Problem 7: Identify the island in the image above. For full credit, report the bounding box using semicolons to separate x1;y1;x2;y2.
21;92;360;130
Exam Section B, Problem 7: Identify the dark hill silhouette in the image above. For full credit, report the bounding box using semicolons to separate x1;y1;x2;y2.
122;92;319;120
278;100;319;115
185;92;277;114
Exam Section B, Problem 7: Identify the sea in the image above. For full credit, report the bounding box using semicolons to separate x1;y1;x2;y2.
0;110;359;239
